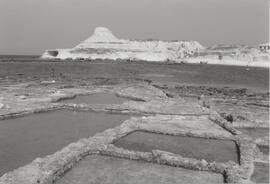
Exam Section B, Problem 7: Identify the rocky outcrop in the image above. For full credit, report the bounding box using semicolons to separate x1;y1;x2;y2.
41;27;204;62
41;27;269;67
191;44;270;67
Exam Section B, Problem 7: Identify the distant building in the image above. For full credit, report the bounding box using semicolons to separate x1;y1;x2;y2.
258;43;270;51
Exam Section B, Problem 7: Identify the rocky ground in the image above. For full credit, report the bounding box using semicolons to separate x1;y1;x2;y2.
0;62;268;184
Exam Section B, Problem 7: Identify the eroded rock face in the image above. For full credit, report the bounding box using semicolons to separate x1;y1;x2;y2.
41;27;269;67
80;27;122;44
41;27;203;61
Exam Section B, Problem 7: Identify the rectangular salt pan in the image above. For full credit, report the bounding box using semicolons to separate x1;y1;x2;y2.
114;131;239;163
251;162;269;184
60;93;127;104
56;155;224;184
0;110;131;176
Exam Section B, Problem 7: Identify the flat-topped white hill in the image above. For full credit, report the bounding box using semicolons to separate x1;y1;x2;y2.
42;27;204;61
41;27;269;67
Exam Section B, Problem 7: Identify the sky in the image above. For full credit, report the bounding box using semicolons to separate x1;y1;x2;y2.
0;0;269;55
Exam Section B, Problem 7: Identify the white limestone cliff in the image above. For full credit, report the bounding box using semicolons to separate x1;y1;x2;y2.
41;27;204;62
41;27;269;67
189;44;270;67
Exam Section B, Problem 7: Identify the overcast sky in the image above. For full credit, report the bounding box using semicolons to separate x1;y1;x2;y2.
0;0;268;55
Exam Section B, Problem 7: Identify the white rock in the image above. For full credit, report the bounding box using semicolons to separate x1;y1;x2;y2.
19;95;27;100
81;27;122;43
201;159;208;167
41;27;204;62
41;80;56;84
41;27;269;67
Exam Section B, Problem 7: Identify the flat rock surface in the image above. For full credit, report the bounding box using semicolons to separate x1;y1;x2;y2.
123;98;207;115
210;102;269;128
251;162;269;184
138;115;233;138
116;84;166;101
59;93;127;104
57;155;224;184
237;127;269;146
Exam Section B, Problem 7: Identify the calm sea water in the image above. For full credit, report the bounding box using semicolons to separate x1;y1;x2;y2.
0;61;268;92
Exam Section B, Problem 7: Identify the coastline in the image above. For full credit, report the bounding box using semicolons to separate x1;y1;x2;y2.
187;58;269;68
0;57;269;68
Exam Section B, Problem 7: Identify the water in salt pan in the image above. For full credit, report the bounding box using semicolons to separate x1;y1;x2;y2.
251;162;269;183
258;145;269;155
56;155;224;184
60;93;127;104
0;110;131;176
114;131;239;163
238;128;269;140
